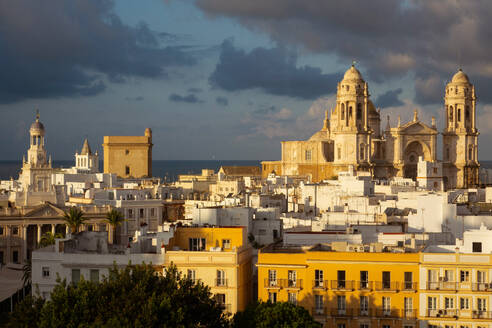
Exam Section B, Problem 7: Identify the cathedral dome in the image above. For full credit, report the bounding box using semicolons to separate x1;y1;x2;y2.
451;69;470;84
342;65;364;82
30;117;45;135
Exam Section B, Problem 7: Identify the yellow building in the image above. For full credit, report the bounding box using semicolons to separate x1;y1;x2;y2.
419;252;492;328
102;128;153;178
165;226;253;314
258;243;420;328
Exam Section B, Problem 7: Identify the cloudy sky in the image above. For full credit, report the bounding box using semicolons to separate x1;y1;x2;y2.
2;0;492;160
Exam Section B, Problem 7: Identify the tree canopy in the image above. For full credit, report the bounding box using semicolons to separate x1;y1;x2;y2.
233;301;322;328
63;207;86;233
8;264;229;328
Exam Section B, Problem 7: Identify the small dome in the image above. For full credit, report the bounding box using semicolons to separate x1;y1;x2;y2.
451;69;470;84
342;65;364;82
30;120;45;135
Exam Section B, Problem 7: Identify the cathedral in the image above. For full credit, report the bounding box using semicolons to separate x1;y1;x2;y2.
261;66;479;189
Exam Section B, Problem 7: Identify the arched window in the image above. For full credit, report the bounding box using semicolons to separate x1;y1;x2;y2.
346;85;349;91
449;106;453;121
469;146;473;160
446;148;450;160
458;108;461;122
337;147;341;160
357;103;362;120
349;107;353;118
455;87;458;94
360;144;365;160
465;106;470;120
341;104;345;120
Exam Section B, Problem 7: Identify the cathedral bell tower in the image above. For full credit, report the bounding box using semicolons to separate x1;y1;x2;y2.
27;111;49;168
442;69;479;188
331;65;372;169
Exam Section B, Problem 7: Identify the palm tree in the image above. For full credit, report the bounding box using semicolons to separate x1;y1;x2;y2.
39;231;64;248
105;209;125;244
63;207;86;234
22;260;31;287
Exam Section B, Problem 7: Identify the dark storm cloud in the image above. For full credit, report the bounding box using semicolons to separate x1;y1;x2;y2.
0;0;195;104
169;93;204;103
209;39;342;99
216;96;229;106
375;88;404;108
187;88;203;94
196;0;492;105
125;96;145;102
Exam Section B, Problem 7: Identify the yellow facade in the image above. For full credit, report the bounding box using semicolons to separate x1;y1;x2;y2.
102;128;152;178
165;226;253;314
258;245;492;328
420;253;492;328
258;245;420;328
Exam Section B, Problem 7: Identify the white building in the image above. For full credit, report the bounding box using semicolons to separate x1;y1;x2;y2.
416;156;444;191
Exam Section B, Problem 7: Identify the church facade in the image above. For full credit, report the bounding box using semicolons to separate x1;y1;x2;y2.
262;66;479;189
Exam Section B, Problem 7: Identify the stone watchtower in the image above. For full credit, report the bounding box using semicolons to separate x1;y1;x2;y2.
102;128;153;178
442;69;479;189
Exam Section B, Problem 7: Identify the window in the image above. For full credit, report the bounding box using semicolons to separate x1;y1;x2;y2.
305;150;312;161
433;167;438;174
0;251;3;265
459;297;469;310
458;108;461;121
90;269;99;282
449;106;453;121
215;293;226;306
341;104;345;120
444;270;454;282
42;267;50;278
444;297;454;309
315;295;324;311
189;238;206;251
288;270;297;287
337;270;346;288
187;269;196;283
404;272;413;289
404;297;413;313
216;270;226;286
314;269;324;287
288;293;297;305
460;270;469;282
12;226;19;235
360;144;365;160
150;208;155;217
477;298;487;311
428;296;437;311
337;295;346;311
268;270;277;286
338;324;346;328
125;149;129;155
382;325;391;328
382;271;391;289
268;292;277;303
360;271;368;289
222;239;231;249
477;270;486;283
0;226;4;235
473;243;482;254
128;209;133;218
125;166;130;175
337;147;341;159
12;250;18;263
382;297;391;313
360;325;369;328
72;269;81;285
273;230;278;239
360;295;369;313
357;103;362;120
139;208;144;218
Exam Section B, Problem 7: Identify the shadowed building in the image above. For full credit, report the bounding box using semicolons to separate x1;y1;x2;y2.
102;128;153;178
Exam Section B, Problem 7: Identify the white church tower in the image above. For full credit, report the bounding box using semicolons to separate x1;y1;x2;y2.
75;139;99;173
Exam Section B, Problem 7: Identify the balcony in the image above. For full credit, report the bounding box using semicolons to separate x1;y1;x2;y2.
401;309;417;319
215;279;228;287
357;280;373;291
427;281;458;291
472;311;492;319
312;280;328;290
312;307;326;316
330;280;356;291
401;282;417;292
375;308;399;318
355;308;372;317
427;309;458;318
264;279;303;289
472;282;492;292
374;281;399;292
328;308;353;317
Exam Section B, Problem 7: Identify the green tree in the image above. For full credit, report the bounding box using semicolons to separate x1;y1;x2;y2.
105;208;124;244
233;301;321;328
9;264;230;328
62;207;86;234
22;260;31;287
39;231;63;248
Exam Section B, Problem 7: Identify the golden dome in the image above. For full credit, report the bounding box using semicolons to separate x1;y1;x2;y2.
342;65;364;82
451;69;470;84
